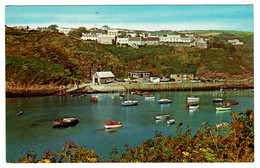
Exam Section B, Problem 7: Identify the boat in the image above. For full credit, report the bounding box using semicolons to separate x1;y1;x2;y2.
216;122;229;129
157;99;172;104
52;117;79;128
104;128;121;133
212;98;224;103
155;115;170;120
90;96;98;102
121;100;138;106
187;97;200;101
215;106;231;111
187;85;200;101
16;110;23;116
189;105;199;110
167;119;175;125
104;121;122;129
145;96;155;100
185;103;198;107
227;101;239;106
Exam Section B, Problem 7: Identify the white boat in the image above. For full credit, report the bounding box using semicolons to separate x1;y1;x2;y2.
155;115;170;120
216;122;229;129
145;96;155;100
157;99;172;104
189;105;199;109
187;97;200;101
216;106;231;111
167;119;175;125
104;121;122;129
121;100;138;106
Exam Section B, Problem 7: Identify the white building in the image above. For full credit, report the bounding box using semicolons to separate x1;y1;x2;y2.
97;35;116;45
228;39;244;45
92;71;115;85
107;29;119;36
128;37;142;46
116;37;129;45
81;33;98;41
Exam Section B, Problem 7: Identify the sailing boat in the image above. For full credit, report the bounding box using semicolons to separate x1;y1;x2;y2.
121;85;138;106
187;84;200;101
157;85;172;104
212;85;224;103
215;85;231;111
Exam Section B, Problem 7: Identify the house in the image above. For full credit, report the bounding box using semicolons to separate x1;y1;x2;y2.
116;37;129;45
107;29;119;36
196;38;207;48
228;39;244;45
170;73;194;82
92;71;115;85
128;71;150;79
128;37;142;46
142;37;160;45
81;33;98;41
97;35;116;45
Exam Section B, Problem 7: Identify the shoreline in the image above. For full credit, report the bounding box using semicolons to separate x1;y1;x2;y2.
6;80;254;98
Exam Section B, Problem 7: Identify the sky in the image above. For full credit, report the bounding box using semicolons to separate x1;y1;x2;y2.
5;5;254;31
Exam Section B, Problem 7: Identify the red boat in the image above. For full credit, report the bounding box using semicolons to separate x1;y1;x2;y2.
90;96;98;102
185;103;198;107
227;101;239;106
104;121;122;129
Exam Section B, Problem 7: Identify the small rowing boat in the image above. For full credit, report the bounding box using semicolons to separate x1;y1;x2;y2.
155;115;170;120
104;121;122;129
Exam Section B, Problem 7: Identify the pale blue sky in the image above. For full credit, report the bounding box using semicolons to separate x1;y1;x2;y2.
5;5;254;31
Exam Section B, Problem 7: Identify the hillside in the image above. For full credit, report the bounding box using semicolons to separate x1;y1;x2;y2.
5;27;254;86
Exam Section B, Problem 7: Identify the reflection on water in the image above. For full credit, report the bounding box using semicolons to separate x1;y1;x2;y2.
6;90;254;161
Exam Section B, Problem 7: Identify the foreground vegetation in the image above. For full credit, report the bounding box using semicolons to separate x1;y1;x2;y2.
12;110;253;163
6;27;253;87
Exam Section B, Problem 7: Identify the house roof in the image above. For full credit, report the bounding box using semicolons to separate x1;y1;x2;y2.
142;37;159;41
129;37;142;41
95;71;115;78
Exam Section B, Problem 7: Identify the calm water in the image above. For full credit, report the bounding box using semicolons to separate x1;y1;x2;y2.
6;90;254;162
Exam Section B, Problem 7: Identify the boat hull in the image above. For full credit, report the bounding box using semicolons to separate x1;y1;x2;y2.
52;118;79;128
215;107;231;111
104;124;122;129
167;119;175;125
212;98;224;103
155;115;170;120
157;99;172;104
121;101;138;106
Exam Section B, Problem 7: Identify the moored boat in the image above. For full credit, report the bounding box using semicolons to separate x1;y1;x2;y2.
187;97;200;101
215;106;231;111
145;96;155;100
216;122;229;129
227;101;239;106
189;105;199;110
52;117;79;128
121;100;138;106
90;96;98;102
155;115;170;120
167;119;175;125
104;121;122;129
16;110;23;116
157;99;172;104
212;98;224;103
185;103;198;107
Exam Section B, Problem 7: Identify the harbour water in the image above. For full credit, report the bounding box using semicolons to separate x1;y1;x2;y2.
6;89;254;162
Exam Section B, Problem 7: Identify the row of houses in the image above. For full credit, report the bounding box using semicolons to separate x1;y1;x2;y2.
92;71;195;85
81;33;208;48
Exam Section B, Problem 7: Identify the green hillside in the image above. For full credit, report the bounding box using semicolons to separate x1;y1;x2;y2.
5;27;253;85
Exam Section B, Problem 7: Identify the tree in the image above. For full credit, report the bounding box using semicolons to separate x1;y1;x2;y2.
68;27;88;38
48;24;58;32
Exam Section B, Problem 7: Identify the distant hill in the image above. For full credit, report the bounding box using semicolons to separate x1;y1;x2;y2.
5;27;253;85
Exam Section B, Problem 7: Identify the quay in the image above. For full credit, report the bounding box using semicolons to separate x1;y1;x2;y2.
66;79;253;94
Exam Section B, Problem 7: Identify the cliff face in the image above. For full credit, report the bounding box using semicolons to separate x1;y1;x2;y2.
5;27;254;87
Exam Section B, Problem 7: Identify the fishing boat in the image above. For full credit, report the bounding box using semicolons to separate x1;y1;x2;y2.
145;96;155;100
212;98;224;103
52;117;79;128
189;105;199;110
90;96;98;102
185;103;198;107
16;110;23;116
215;106;231;111
167;119;175;125
121;100;138;106
227;101;239;106
155;115;170;120
157;99;172;104
104;121;122;129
